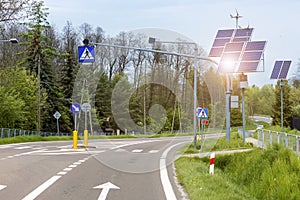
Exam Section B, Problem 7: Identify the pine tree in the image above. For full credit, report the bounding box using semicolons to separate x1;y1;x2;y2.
19;1;70;132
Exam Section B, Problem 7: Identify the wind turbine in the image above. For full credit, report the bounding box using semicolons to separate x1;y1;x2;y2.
230;9;242;29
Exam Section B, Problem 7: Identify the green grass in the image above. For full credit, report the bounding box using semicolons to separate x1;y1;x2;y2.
176;144;300;200
175;157;255;200
0;135;73;144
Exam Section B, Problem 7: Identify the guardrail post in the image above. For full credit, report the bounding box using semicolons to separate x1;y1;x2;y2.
1;128;3;138
7;129;10;138
269;130;272;146
277;132;280;144
14;129;16;137
285;134;289;148
296;136;299;153
262;130;265;149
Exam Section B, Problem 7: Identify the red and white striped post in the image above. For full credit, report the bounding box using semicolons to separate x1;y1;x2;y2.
209;152;215;174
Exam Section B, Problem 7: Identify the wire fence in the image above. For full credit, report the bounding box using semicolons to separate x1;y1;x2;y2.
257;129;300;154
0;128;72;138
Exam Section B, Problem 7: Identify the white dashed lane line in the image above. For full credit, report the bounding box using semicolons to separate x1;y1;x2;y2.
22;156;91;200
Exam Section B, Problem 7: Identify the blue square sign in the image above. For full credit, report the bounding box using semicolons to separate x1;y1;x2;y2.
78;46;95;63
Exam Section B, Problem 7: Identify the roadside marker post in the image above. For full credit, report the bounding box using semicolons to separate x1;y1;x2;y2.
209;152;215;174
70;103;81;149
82;103;91;147
73;130;78;149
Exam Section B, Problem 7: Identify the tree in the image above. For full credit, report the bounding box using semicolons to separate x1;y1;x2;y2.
0;0;34;23
19;1;70;132
272;80;292;127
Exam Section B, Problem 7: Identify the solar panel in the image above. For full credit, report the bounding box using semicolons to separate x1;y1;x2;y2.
245;41;266;51
270;61;283;79
270;60;292;79
216;29;234;38
212;38;231;47
278;60;291;79
234;28;254;37
218;62;239;73
209;29;234;57
208;48;224;57
241;52;263;61
223;42;244;52
238;61;260;72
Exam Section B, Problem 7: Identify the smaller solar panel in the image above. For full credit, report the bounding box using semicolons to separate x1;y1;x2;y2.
270;61;283;79
278;60;291;79
216;29;234;38
270;60;292;79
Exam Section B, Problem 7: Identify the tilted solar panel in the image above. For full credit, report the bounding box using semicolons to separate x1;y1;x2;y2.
234;28;254;37
216;29;234;38
245;41;266;51
278;60;291;79
270;61;283;79
238;61;260;72
208;47;224;57
223;42;244;52
241;52;263;61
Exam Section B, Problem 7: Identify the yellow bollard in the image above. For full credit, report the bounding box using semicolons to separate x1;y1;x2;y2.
84;130;88;147
73;130;78;149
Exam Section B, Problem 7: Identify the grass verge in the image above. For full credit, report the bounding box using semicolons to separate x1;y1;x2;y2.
176;143;300;200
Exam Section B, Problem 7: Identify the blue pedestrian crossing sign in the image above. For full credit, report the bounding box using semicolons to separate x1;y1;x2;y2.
78;46;95;63
197;107;209;119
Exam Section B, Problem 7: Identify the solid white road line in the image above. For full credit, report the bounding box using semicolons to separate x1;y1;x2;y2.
22;175;61;200
160;142;187;200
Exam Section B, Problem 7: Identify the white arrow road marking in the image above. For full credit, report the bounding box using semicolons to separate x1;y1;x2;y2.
0;185;7;191
93;182;120;200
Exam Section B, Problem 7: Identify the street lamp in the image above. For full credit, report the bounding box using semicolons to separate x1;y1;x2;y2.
0;38;18;44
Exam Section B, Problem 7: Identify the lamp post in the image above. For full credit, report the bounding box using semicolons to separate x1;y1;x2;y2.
239;73;248;143
0;38;18;44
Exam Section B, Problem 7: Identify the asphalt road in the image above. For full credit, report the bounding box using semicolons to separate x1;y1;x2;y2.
0;136;192;200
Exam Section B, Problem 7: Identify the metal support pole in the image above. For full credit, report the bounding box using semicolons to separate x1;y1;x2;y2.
193;45;198;150
56;118;59;136
242;88;246;143
226;74;231;141
280;80;284;133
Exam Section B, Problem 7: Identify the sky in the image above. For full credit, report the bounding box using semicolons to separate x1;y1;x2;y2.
43;0;300;87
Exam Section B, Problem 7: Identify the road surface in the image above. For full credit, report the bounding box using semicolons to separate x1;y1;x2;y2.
0;136;192;200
